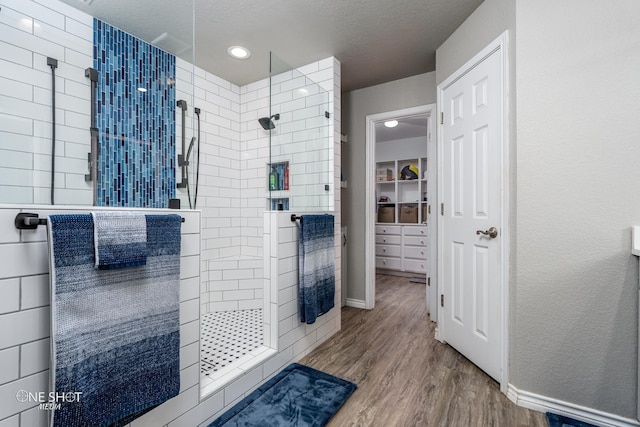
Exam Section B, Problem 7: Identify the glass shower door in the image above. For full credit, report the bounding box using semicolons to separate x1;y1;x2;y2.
268;53;333;213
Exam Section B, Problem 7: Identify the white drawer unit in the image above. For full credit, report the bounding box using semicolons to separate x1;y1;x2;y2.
376;245;402;258
404;236;427;246
375;225;401;235
403;226;427;272
376;234;402;245
376;257;403;270
403;226;428;237
375;225;402;273
375;224;429;275
404;259;427;273
404;246;427;260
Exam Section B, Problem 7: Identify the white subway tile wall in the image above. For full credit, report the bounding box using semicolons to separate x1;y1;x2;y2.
0;0;94;205
176;56;337;314
174;58;249;313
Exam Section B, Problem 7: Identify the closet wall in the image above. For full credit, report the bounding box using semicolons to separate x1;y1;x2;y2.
375;134;429;276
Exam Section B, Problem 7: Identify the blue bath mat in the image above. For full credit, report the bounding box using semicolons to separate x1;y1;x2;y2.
546;412;599;427
208;363;356;427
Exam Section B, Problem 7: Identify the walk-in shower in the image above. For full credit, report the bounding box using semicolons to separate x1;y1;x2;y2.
198;52;334;395
0;0;334;402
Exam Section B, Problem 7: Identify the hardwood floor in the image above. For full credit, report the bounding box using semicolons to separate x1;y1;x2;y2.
300;275;548;427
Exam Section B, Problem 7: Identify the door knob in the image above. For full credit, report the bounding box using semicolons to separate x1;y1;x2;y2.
476;227;498;238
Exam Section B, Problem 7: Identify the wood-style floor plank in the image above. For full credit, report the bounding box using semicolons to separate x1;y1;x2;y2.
300;275;548;427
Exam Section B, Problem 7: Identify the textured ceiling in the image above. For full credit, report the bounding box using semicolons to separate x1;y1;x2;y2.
60;0;483;92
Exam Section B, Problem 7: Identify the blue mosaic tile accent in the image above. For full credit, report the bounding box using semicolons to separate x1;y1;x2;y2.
94;19;176;207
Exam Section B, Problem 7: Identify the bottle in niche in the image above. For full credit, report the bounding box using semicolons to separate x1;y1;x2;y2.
284;165;289;190
269;167;277;191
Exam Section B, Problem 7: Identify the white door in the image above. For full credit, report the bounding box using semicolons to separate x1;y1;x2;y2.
438;41;505;382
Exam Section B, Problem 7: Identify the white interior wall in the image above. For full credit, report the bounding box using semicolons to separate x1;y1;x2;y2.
376;136;428;163
515;0;640;420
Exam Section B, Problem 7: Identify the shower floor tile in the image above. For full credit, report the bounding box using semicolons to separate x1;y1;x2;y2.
200;309;263;375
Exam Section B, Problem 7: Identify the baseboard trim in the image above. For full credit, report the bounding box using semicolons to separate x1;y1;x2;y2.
507;384;640;427
345;298;367;309
376;268;425;279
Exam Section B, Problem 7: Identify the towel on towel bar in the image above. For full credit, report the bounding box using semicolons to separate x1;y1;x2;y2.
92;211;147;269
298;214;335;324
48;213;181;427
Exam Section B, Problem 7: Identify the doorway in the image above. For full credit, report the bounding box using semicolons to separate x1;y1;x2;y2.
364;105;437;316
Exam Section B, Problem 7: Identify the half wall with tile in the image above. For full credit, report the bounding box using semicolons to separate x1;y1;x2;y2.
0;206;344;426
0;206;201;425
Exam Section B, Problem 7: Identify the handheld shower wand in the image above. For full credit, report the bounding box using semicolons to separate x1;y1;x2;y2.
177;99;188;188
185;108;201;209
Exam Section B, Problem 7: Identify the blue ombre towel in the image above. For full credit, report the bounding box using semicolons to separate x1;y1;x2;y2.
298;214;335;324
92;211;147;269
48;213;182;427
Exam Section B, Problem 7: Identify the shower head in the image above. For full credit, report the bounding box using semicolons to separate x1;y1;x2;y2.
258;113;280;130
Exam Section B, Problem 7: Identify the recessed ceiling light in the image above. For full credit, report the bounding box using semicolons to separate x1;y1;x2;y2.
384;120;398;128
227;46;250;59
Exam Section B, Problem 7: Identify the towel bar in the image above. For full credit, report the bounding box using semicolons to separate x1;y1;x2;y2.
291;214;331;222
14;212;185;230
291;213;329;222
